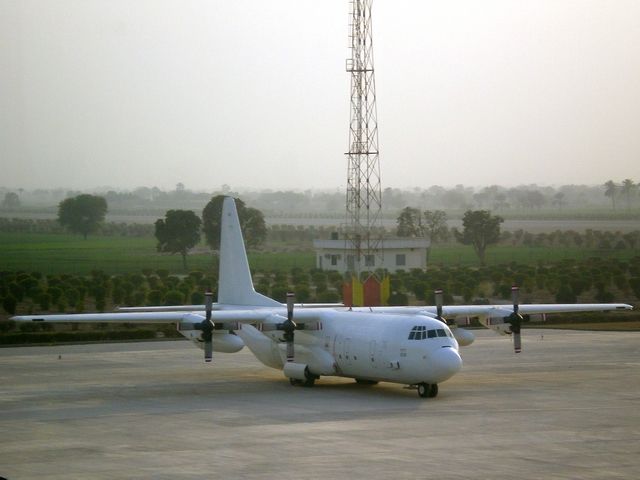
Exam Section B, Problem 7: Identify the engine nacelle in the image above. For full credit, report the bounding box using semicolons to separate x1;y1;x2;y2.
177;321;244;353
480;309;515;335
283;362;312;381
210;332;245;353
417;311;475;346
452;327;475;346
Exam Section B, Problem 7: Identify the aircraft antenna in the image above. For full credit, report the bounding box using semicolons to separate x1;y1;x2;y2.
344;0;382;277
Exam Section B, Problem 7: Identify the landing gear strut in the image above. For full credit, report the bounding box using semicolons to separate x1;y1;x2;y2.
417;383;438;398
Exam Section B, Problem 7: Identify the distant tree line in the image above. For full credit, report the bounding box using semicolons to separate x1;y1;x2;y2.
0;218;155;236
3;180;639;216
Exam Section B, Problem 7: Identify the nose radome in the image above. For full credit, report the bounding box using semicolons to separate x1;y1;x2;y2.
431;347;463;382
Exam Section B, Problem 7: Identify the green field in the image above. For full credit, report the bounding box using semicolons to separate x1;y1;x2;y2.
0;233;314;275
428;245;637;266
1;232;638;276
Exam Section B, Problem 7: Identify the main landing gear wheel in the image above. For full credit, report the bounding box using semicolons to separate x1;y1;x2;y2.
417;383;438;398
289;377;316;388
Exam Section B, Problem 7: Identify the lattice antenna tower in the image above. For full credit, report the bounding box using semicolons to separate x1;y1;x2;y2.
345;0;382;276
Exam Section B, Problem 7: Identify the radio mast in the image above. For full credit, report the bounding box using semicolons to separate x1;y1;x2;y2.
344;0;382;276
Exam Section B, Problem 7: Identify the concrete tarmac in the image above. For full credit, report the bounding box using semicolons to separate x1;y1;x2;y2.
1;329;639;479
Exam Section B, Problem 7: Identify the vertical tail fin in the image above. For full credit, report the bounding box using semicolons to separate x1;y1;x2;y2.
217;197;281;307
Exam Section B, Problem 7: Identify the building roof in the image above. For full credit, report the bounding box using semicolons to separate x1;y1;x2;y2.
313;238;430;250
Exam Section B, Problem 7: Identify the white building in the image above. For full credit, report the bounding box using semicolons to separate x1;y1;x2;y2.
312;237;431;273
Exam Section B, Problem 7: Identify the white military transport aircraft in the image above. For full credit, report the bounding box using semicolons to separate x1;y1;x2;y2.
12;197;633;398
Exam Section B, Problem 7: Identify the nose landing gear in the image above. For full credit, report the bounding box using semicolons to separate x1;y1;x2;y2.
417;382;438;398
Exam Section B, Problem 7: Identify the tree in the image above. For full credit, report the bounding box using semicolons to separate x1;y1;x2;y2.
57;194;107;239
552;192;566;209
396;207;423;237
454;210;504;265
154;210;201;270
423;210;448;262
202;195;266;250
604;180;618;210
620;179;636;210
2;294;17;315
2;192;20;209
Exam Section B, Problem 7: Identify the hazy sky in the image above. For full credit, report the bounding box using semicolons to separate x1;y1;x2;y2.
1;0;639;191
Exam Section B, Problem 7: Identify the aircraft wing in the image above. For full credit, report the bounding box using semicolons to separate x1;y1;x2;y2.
115;303;344;313
11;312;190;323
10;308;321;328
443;303;633;318
13;303;632;325
354;303;633;319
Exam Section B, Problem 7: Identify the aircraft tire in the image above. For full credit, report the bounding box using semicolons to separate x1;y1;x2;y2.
289;376;316;387
428;383;438;398
417;383;429;398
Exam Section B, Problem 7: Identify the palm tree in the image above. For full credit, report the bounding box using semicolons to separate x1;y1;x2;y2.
620;179;636;210
603;180;618;210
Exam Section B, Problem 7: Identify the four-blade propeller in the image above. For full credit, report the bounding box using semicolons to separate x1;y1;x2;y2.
199;290;214;362
435;289;444;322
281;293;297;362
509;286;523;353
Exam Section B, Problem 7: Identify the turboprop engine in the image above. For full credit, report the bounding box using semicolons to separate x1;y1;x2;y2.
416;315;474;346
452;327;475;347
177;313;245;354
480;286;524;353
176;292;244;359
422;290;475;347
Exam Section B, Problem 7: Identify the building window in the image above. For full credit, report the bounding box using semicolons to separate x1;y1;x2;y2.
331;255;338;266
365;255;375;267
396;254;406;266
347;255;355;270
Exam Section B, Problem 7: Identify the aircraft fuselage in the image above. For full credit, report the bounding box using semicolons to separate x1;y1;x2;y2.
190;309;463;387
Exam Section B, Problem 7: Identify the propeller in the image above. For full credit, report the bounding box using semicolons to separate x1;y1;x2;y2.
434;289;455;326
435;289;444;322
434;289;476;347
509;286;523;353
281;292;297;362
201;290;214;362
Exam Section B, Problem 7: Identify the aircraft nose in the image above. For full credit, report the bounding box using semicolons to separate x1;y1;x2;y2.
430;347;462;382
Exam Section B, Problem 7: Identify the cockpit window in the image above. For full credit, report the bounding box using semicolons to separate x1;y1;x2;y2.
408;326;426;340
409;326;453;340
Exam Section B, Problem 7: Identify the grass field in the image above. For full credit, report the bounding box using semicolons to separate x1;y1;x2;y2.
429;245;638;266
0;233;314;275
0;232;637;275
